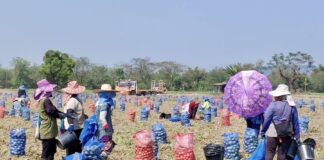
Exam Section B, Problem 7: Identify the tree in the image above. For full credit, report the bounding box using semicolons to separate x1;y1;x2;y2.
267;52;314;91
310;65;324;92
130;58;156;89
72;57;91;85
207;67;229;85
114;68;125;80
40;50;76;87
11;57;32;87
86;65;112;89
155;61;185;90
182;67;207;91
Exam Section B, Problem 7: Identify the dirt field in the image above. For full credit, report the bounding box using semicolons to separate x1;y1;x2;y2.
0;90;323;160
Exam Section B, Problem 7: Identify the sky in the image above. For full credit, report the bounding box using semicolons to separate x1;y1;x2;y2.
0;1;323;70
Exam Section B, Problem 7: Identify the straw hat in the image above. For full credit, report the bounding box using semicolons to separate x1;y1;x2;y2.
93;84;118;93
62;81;85;94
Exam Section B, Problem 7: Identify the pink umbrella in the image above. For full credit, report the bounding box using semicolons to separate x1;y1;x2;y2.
224;70;272;118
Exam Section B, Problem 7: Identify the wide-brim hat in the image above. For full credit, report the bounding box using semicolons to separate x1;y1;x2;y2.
93;84;119;93
286;95;296;106
62;81;85;94
269;84;291;97
34;79;57;98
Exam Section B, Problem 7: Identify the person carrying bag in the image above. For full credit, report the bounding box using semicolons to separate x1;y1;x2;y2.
260;84;300;160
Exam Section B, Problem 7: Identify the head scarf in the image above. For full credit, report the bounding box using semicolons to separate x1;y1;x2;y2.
98;92;115;106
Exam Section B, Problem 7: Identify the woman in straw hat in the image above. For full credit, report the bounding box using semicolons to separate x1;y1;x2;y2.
260;84;300;160
94;84;117;159
61;81;86;155
33;79;67;160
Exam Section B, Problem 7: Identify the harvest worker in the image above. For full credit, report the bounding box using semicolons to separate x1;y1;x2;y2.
188;100;199;119
201;98;211;110
260;84;300;160
94;84;118;159
12;85;30;116
62;81;86;155
34;79;66;160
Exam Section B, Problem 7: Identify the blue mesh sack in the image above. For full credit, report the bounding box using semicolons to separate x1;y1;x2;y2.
218;98;223;109
140;107;149;121
21;107;30;121
309;103;315;112
64;152;84;160
223;133;240;160
181;112;191;127
13;101;22;117
82;137;103;160
204;109;211;123
0;100;5;108
321;102;324;107
151;123;167;144
32;112;39;128
9;128;26;156
172;106;180;118
153;102;160;113
211;106;217;117
120;102;126;111
299;116;309;134
244;128;258;154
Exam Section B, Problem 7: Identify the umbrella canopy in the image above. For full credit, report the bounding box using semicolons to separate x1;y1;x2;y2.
224;70;272;118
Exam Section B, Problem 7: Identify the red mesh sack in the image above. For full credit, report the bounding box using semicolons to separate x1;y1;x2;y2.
127;109;136;122
221;109;231;126
175;133;195;160
133;130;154;160
0;107;5;118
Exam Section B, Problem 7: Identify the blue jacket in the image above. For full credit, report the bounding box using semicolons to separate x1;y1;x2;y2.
261;101;300;138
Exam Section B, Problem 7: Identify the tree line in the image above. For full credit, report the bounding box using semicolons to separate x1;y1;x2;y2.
0;50;323;92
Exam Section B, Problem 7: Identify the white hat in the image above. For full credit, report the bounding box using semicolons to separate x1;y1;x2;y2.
93;84;119;93
286;95;296;106
269;84;291;97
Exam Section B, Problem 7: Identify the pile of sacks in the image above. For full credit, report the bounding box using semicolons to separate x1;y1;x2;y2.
223;133;240;160
180;112;191;127
299;116;310;133
243;128;258;154
140;107;149;121
151;123;167;144
9;128;26;156
134;130;154;160
174;133;195;160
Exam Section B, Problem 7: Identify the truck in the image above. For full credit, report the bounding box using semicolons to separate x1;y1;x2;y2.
115;79;167;95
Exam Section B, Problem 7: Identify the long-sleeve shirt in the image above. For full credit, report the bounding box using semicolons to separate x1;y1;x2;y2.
261;101;300;138
44;98;60;118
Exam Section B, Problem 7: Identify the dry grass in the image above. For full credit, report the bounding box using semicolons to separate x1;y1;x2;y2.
0;90;324;160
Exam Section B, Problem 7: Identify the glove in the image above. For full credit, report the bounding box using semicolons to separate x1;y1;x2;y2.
103;123;109;130
67;124;74;133
58;112;66;119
